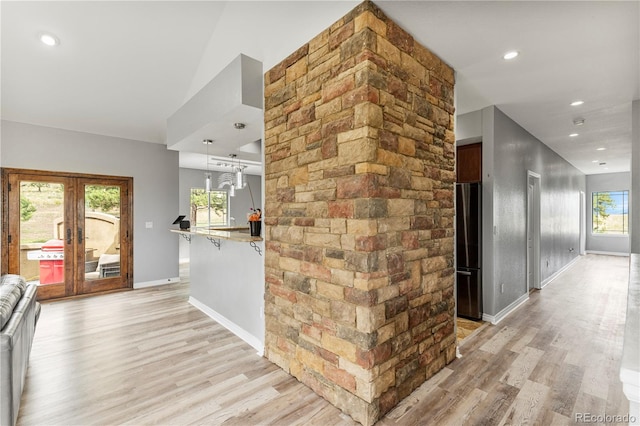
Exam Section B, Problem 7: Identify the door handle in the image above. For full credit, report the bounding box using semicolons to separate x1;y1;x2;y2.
457;271;472;276
66;228;72;244
78;228;83;244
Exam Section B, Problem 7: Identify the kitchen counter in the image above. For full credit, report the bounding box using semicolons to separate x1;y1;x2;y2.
170;227;262;243
620;253;639;424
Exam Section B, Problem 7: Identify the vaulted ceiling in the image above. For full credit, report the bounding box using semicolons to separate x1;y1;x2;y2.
2;1;638;175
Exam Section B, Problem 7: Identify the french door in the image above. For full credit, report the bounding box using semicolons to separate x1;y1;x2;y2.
2;168;133;300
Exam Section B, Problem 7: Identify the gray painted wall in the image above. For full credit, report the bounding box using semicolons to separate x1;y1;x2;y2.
632;100;640;254
492;106;585;311
480;108;497;316
586;172;631;254
178;167;262;260
456;110;482;143
480;107;585;318
1;120;179;285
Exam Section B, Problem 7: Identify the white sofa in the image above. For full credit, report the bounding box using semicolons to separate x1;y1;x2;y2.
0;275;40;426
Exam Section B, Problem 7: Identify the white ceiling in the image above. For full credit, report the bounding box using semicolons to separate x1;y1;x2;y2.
2;1;638;176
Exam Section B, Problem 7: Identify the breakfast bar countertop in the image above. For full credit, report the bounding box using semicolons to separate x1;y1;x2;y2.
170;227;262;242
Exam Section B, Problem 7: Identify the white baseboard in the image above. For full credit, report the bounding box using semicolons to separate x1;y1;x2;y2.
134;277;180;289
585;250;630;257
483;293;529;325
189;296;264;356
540;256;581;288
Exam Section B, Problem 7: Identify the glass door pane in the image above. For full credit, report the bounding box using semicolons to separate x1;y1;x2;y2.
12;175;75;300
19;181;66;285
83;184;121;281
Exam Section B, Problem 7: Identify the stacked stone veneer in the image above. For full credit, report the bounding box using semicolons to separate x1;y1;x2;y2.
263;2;456;425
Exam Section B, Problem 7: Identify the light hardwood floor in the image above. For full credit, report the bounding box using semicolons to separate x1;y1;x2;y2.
18;255;631;425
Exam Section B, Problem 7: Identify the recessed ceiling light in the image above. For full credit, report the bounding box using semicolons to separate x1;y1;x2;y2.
573;118;585;126
570;100;584;107
503;50;519;60
39;32;59;46
592;160;599;163
597;147;606;151
569;133;579;138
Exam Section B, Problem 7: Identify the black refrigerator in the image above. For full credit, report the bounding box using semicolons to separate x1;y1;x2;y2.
456;182;482;320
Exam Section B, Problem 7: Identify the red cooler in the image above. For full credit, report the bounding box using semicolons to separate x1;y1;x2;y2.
39;239;64;285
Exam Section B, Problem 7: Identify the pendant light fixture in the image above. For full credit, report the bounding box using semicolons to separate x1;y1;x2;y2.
205;173;212;192
237;160;246;189
230;154;246;189
231;123;247;191
236;168;244;189
203;139;213;192
215;152;246;198
216;157;235;197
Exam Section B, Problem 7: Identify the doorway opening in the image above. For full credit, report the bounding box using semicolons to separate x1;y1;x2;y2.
527;171;541;291
2;168;133;300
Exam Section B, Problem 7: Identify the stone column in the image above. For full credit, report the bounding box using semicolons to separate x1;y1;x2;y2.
263;2;456;425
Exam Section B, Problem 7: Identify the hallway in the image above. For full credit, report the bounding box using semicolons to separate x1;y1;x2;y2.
17;254;631;425
380;254;630;425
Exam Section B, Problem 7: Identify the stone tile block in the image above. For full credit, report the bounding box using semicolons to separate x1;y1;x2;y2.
354;10;387;36
321;333;357;362
356;304;387;333
341;27;377;62
286;58;308;84
317;281;346;301
322;75;355;103
355;163;388;175
339;137;377;165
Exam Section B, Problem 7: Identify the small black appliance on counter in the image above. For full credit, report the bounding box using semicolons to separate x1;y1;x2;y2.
172;215;190;230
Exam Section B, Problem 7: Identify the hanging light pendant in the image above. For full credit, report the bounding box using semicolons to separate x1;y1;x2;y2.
230;153;245;190
205;173;212;192
203;139;214;192
236;168;244;189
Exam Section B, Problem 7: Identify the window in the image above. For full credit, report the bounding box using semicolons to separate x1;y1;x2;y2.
190;188;228;228
592;190;629;235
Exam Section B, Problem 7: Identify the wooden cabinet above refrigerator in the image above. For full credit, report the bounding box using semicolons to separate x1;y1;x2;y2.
456;142;482;183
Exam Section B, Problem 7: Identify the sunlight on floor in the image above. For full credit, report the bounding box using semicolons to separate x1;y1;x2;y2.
456;317;485;343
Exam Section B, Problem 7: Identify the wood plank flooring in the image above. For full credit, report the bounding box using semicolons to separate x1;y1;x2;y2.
17;255;631;425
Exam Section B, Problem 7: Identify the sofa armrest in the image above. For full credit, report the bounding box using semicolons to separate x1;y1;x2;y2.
1;282;38;426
